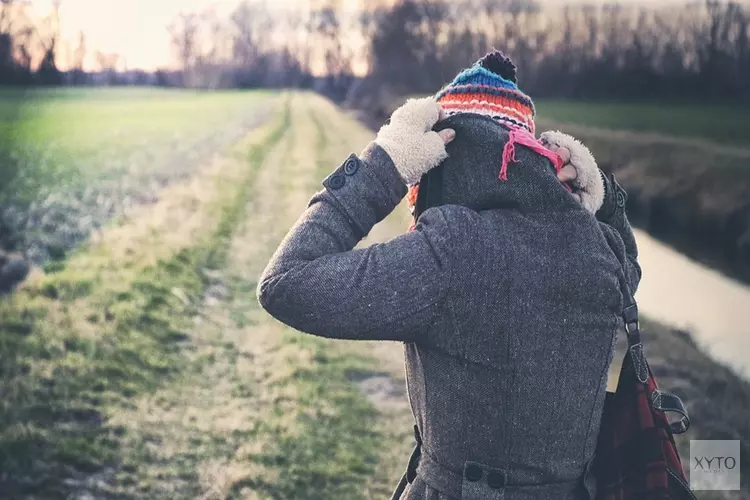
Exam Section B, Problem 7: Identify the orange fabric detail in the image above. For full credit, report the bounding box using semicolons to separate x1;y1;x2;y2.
437;84;535;105
438;100;535;132
407;184;419;209
438;94;533;115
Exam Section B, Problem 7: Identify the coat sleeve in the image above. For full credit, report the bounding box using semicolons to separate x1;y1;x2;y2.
257;142;452;342
596;171;641;294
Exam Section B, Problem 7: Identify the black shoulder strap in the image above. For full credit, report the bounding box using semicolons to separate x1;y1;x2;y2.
614;247;691;435
619;277;649;384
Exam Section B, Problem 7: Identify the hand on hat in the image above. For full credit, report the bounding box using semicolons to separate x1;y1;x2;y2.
539;131;605;214
374;97;456;185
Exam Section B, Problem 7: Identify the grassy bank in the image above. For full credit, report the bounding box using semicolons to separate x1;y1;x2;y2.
0;91;417;498
535;100;750;147
0;96;287;497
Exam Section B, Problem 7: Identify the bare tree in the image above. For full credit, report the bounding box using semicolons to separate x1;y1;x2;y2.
154;0;750;104
95;50;119;85
0;0;35;83
72;31;85;69
169;12;200;86
33;0;62;84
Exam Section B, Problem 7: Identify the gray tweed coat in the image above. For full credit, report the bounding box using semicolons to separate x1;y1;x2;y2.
257;114;640;500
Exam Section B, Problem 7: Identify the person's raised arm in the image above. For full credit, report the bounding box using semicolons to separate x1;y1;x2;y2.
257;98;456;342
541;131;641;293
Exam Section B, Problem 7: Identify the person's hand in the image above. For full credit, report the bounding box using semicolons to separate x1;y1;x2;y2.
374;97;456;185
540;131;604;214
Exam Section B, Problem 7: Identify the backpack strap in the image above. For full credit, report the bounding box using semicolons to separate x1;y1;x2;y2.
651;390;691;435
389;425;423;500
619;274;649;384
613;239;691;435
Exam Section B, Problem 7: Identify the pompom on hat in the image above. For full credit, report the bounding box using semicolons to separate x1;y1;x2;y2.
435;51;536;134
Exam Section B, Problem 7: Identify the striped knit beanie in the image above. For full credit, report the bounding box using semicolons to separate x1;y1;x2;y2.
406;52;548;229
435;51;536;134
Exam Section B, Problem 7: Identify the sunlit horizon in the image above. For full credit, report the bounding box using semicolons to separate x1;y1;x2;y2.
30;0;702;72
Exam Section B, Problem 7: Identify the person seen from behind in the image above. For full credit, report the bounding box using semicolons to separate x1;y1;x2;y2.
257;51;639;500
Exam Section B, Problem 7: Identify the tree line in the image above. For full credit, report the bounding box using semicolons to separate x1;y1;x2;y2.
2;0;750;106
0;0;64;85
165;0;750;106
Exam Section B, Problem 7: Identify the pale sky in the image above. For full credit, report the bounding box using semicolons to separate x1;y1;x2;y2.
30;0;691;71
32;0;246;71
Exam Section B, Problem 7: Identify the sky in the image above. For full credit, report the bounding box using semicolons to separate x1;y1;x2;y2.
29;0;693;71
31;0;244;71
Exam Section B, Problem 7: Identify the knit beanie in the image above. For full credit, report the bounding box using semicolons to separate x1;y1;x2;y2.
406;52;554;229
435;51;536;135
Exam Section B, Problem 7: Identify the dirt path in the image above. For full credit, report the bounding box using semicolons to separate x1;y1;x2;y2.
59;93;417;499
2;92;420;500
79;99;298;499
1;94;285;498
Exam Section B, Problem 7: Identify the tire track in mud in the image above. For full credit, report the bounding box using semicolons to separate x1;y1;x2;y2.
74;93;385;499
63;93;414;500
68;98;293;499
0;98;288;499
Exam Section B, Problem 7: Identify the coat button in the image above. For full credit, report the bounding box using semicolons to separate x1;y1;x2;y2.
465;464;483;482
487;471;506;489
329;174;345;190
616;190;626;208
344;158;359;176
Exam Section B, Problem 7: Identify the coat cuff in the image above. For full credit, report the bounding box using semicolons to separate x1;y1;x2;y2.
595;171;627;223
319;142;407;237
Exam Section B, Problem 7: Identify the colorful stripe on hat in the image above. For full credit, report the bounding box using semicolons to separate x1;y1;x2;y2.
435;66;536;134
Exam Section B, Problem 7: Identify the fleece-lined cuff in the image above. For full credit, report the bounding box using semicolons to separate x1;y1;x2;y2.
319;143;407;238
539;131;604;214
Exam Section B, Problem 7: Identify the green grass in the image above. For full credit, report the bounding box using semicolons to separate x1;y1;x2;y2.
242;333;382;499
0;87;271;204
536;99;750;147
244;102;385;497
0;101;289;498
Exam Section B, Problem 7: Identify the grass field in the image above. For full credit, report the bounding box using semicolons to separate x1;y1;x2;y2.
0;88;272;201
0;89;274;267
0;88;748;499
0;90;415;499
536;100;750;147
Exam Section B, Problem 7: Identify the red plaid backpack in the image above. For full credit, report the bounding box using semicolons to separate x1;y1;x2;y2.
592;264;695;500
